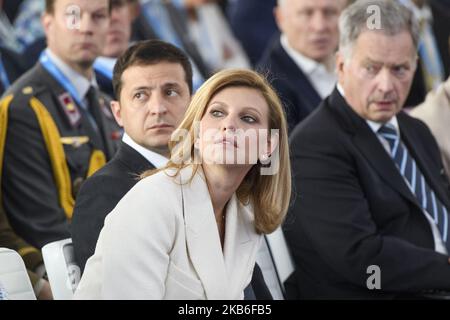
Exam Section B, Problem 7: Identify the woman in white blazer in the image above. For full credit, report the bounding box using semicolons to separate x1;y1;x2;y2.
74;69;291;300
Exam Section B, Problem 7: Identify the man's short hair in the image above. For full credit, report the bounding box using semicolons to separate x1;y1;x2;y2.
112;40;194;100
45;0;113;14
339;0;420;60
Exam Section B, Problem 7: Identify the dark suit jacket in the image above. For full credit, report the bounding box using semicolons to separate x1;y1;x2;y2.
405;0;450;107
257;37;322;132
71;141;154;272
284;88;450;299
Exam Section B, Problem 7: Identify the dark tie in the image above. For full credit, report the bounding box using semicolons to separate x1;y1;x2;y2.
86;86;104;131
378;124;450;251
85;86;107;150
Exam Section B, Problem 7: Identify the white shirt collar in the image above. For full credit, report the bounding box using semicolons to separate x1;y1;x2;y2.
366;116;400;136
45;49;98;102
280;34;336;73
122;133;168;169
280;34;336;98
280;34;318;74
337;83;400;134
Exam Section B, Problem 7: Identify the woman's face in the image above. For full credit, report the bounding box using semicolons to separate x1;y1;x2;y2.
197;86;272;167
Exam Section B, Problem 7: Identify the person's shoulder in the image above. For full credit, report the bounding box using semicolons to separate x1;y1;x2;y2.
104;168;183;231
3;65;49;111
137;168;180;190
290;101;338;138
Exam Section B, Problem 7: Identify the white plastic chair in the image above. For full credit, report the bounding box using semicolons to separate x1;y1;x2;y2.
0;248;36;300
42;238;80;300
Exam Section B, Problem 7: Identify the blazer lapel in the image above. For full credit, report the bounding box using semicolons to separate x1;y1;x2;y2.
180;167;261;299
180;168;229;299
223;194;261;299
329;90;419;206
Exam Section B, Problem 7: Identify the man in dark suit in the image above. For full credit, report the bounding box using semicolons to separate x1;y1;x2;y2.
284;0;450;299
257;0;347;132
0;0;121;249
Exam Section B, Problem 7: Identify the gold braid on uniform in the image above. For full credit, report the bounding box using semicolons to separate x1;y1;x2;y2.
0;95;14;208
28;97;76;219
0;95;42;269
1;95;107;220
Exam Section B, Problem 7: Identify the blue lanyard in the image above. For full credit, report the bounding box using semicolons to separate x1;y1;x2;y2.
93;60;113;80
0;54;10;89
39;51;86;110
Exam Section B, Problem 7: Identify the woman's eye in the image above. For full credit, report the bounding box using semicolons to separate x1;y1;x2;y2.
242;116;257;123
211;110;224;117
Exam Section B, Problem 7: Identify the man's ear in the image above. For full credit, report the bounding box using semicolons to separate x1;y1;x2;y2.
336;51;345;74
110;100;124;127
273;6;283;32
336;50;347;85
42;12;52;37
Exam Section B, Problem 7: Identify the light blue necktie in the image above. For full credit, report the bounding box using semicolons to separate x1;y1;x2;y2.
378;124;450;250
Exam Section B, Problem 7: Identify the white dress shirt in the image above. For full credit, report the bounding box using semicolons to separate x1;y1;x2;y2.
45;49;98;110
337;84;447;254
122;133;168;169
280;34;336;99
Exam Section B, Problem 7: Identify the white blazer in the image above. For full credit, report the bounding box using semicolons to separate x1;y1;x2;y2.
74;166;262;300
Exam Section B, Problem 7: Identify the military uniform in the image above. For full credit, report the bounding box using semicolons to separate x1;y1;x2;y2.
0;205;43;288
0;59;121;249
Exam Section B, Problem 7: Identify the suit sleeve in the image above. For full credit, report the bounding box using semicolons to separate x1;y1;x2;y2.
2;97;70;248
285;128;450;293
71;174;128;273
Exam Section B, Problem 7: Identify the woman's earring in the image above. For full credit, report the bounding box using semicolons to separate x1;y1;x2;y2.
194;139;200;150
259;153;269;163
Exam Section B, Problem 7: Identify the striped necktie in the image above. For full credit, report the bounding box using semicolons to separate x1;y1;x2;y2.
378;124;450;251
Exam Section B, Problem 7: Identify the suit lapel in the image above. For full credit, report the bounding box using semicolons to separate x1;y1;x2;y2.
274;39;322;112
328;90;419;206
180;168;228;299
223;194;261;299
180;167;260;299
115;141;155;176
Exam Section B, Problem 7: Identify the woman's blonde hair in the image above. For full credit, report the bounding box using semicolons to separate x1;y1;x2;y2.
143;69;291;234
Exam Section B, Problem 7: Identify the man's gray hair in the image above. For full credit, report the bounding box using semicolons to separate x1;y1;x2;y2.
339;0;420;60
